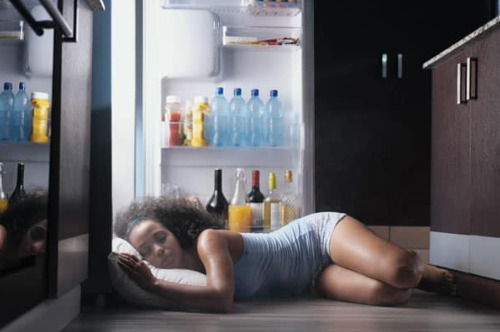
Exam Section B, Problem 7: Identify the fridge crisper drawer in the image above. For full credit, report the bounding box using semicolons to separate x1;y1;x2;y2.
162;0;302;16
222;25;301;50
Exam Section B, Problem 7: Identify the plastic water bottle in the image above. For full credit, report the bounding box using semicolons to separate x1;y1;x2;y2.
230;88;248;147
266;89;283;146
248;89;265;146
0;82;14;141
210;87;230;147
10;82;31;141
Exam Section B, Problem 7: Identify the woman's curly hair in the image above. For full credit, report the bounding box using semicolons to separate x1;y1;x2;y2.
114;196;222;250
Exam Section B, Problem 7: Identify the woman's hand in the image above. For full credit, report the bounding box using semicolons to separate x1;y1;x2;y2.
117;253;157;292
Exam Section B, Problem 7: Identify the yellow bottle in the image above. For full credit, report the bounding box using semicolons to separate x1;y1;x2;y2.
191;96;210;147
263;172;281;231
30;92;50;143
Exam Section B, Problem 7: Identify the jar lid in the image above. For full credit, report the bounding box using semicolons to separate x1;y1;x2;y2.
31;92;49;100
166;95;181;104
194;96;209;104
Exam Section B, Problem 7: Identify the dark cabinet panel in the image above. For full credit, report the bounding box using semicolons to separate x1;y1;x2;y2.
430;51;472;234
315;0;493;226
470;31;500;237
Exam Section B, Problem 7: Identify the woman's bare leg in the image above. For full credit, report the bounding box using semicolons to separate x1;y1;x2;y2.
316;264;412;306
329;215;455;293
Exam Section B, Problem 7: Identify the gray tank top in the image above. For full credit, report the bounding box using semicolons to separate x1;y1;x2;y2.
233;212;345;299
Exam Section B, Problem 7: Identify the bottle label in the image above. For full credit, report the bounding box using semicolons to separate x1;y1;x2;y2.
270;202;281;230
249;203;263;228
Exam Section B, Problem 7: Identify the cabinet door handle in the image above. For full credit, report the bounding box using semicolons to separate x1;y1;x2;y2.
397;53;403;79
466;57;478;101
457;63;467;105
381;53;388;78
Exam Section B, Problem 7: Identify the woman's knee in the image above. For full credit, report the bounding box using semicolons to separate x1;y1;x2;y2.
383;249;424;289
369;281;413;306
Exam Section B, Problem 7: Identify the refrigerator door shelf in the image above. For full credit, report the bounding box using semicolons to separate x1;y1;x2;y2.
162;0;301;17
0;20;23;41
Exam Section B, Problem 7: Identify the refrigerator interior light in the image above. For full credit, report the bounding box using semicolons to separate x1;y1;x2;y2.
0;20;24;40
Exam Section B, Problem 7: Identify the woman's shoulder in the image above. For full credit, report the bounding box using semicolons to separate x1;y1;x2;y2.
197;229;243;262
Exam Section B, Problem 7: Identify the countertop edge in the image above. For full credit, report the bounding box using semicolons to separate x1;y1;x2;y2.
423;15;500;69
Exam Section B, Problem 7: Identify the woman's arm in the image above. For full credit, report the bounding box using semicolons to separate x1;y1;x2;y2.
118;229;235;312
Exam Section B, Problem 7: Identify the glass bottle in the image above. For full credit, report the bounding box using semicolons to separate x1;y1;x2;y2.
9;162;26;205
281;170;299;225
205;168;228;228
0;162;7;212
263;172;282;231
228;168;251;232
247;170;265;232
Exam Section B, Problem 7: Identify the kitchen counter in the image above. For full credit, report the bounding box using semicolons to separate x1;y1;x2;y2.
423;15;500;69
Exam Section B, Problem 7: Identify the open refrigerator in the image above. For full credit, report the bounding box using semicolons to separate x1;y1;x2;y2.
136;0;315;222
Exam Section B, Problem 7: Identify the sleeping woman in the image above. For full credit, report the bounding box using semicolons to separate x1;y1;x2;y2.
115;196;456;313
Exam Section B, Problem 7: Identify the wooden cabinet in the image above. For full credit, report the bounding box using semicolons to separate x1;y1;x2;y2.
314;0;494;226
428;22;500;280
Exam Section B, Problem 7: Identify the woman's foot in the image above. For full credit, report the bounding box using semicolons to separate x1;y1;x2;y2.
417;265;457;296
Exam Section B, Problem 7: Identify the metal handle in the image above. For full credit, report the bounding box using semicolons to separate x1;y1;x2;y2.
457;63;467;105
8;0;48;36
397;53;403;79
40;0;74;39
381;53;388;78
466;57;478;101
8;0;77;42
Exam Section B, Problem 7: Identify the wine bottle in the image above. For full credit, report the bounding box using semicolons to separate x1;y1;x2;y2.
0;162;7;212
263;172;281;231
281;170;299;225
8;162;26;205
248;170;265;232
205;168;228;228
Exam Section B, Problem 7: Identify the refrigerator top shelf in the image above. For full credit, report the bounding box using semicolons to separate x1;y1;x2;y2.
161;5;301;17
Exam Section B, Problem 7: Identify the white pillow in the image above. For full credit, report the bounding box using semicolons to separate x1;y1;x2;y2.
108;237;206;308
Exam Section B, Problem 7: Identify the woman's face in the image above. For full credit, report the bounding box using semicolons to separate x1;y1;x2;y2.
128;219;183;269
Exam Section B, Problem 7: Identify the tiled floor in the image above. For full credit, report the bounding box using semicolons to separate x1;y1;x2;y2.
63;290;500;332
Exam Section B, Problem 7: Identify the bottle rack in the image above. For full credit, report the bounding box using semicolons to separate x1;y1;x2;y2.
161;0;302;17
222;25;301;51
0;20;24;42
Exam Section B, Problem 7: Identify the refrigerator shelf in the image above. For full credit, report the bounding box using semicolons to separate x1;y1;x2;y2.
222;25;301;51
161;146;300;168
0;141;50;163
161;3;301;17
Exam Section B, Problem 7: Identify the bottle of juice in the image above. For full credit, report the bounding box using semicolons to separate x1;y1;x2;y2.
165;95;183;146
30;92;50;143
191;96;210;147
0;162;8;212
228;168;251;232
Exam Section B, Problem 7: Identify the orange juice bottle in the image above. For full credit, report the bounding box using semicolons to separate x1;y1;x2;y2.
0;162;7;213
227;168;252;232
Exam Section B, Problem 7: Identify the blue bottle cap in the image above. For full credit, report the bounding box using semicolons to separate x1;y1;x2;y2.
270;89;278;97
234;88;242;96
251;89;259;97
216;87;224;96
4;82;12;90
19;82;26;90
